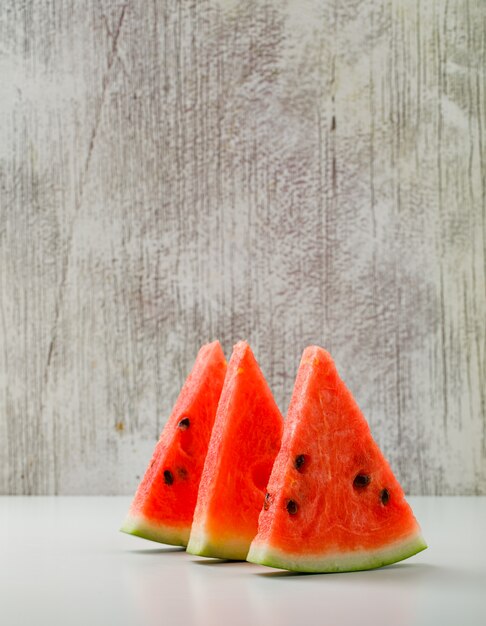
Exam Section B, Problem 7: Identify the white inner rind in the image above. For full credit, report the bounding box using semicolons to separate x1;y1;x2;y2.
247;532;427;572
187;525;251;560
120;513;190;547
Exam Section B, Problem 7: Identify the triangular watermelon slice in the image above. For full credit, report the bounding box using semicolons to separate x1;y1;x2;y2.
186;341;283;560
121;341;227;546
247;346;427;572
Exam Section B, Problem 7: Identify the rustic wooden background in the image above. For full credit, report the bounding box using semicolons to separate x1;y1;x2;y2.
0;0;484;495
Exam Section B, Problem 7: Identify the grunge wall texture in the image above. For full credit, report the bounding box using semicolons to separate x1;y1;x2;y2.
0;0;484;494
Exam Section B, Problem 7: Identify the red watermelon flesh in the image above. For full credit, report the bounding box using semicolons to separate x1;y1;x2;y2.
247;346;427;572
186;341;284;560
121;341;227;546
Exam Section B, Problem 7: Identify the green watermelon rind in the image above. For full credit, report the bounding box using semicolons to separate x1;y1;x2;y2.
187;527;250;561
120;514;190;547
247;532;427;573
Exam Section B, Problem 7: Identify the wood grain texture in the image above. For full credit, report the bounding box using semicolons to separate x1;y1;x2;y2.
0;0;484;495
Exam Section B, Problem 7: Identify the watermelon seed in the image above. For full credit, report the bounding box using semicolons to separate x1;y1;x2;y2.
264;493;271;510
380;488;390;505
178;417;190;430
294;455;307;472
177;467;188;480
353;474;371;489
164;470;174;485
286;499;298;515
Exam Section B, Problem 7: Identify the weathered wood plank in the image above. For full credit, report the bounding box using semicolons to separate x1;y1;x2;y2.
0;0;484;494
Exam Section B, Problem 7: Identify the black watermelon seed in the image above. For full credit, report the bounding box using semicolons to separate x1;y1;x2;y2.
178;417;190;430
294;455;306;472
264;493;271;510
353;474;371;489
164;470;174;485
286;499;298;515
380;488;390;505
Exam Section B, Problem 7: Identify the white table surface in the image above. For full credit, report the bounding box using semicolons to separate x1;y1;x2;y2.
1;496;485;626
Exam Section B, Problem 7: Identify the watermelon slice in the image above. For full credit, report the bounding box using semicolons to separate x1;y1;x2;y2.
121;341;227;546
247;346;427;572
186;341;284;560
